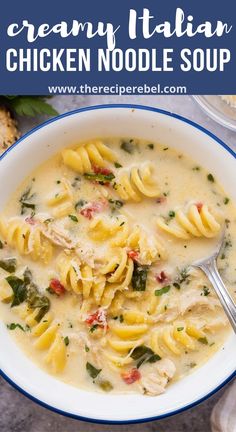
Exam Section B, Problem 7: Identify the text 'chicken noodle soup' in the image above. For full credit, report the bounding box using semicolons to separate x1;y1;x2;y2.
0;138;235;395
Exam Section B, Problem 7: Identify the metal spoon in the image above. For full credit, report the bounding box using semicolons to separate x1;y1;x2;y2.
192;227;236;334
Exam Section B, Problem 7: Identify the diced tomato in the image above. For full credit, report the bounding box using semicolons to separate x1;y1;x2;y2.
85;309;107;329
155;271;170;284
196;202;203;212
93;166;113;176
156;196;166;204
49;279;66;296
121;368;141;384
80;198;108;220
127;250;139;261
25;217;37;225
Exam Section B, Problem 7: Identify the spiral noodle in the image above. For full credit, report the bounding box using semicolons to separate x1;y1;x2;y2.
12;304;66;372
157;203;221;239
0;218;53;264
100;248;134;307
47;178;74;218
104;314;150;366
88;215;129;247
150;322;207;357
57;253;106;304
61;140;116;174
115;163;160;202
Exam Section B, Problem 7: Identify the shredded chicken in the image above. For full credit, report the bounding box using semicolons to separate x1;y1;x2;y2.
42;222;78;249
140;358;176;396
179;288;220;315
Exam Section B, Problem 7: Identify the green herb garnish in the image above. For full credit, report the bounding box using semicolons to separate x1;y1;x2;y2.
114;162;122;168
147;144;154;150
7;322;30;332
207;173;215;182
224;197;230;205
64;336;69;346
84;172;115;185
202;286;210;296
132;263;149;291
90;324;99;333
168;210;175;218
86;362;102;379
68;214;78;222
198;337;208;345
19;187;36;215
0;240;3;249
155;285;171;296
177;327;184;331
85;345;90;352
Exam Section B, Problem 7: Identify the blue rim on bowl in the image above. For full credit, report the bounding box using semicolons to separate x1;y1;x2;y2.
0;104;235;425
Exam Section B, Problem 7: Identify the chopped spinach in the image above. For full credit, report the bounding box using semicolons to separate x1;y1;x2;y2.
19;187;36;215
27;283;50;322
155;285;171;296
23;268;33;285
85;345;90;352
90;324;99;333
6;275;28;307
0;240;3;249
147;143;154;150
86;362;102;379
131;262;149;291
131;345;161;368
84;172;115;185
224;197;230;205
0;258;17;273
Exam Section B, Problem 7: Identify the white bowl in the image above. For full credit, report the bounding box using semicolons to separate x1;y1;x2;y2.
0;105;235;424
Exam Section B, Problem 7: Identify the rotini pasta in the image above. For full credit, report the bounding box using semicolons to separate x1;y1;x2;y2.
115;163;160;202
61;140;116;174
0;217;53;264
47;178;74;218
157;203;221;239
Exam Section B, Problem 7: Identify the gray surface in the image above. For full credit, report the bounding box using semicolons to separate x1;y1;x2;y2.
1;95;235;432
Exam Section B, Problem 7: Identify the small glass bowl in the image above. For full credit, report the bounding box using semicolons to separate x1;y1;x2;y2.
193;96;236;131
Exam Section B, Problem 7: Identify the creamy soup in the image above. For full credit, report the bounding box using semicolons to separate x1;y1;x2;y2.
0;138;235;396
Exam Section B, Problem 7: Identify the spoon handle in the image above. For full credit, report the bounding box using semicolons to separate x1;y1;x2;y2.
198;259;236;334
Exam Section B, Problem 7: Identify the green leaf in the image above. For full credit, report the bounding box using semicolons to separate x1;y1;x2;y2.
27;283;50;322
9;97;58;117
132;263;149;291
84;172;115;184
131;345;161;368
0;258;17;273
86;362;102;379
6;276;27;307
198;337;208;345
207;173;215;183
155;285;171;296
7;322;26;332
68;214;78;222
64;336;69;346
